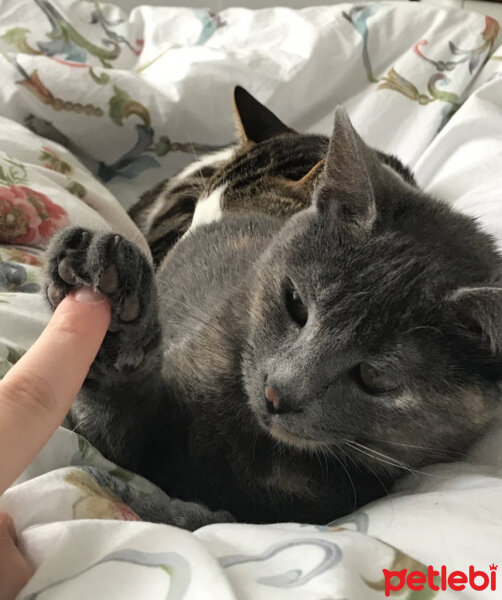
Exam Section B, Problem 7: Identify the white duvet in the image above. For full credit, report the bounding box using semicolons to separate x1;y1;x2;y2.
0;0;501;598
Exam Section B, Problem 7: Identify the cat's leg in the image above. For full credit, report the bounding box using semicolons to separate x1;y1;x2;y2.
44;227;236;529
125;492;235;530
44;227;164;469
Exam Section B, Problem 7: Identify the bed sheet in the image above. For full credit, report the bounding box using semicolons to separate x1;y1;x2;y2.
0;1;501;598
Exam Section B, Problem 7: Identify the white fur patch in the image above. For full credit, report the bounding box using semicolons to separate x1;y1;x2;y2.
189;184;226;231
143;147;235;233
176;147;235;182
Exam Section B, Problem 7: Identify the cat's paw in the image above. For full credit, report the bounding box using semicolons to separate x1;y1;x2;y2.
44;227;158;369
133;495;236;531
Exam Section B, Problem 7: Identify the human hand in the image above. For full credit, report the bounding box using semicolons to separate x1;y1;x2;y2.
0;288;110;599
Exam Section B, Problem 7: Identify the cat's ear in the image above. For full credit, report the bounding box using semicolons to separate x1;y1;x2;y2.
233;86;295;143
313;107;377;234
282;159;325;193
450;287;502;354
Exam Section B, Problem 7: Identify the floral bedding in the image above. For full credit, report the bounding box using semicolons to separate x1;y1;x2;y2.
0;1;502;598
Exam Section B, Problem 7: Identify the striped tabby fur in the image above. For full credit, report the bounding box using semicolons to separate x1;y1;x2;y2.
130;87;415;266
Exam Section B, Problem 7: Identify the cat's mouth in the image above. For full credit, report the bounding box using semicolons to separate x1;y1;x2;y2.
267;417;325;450
248;380;329;449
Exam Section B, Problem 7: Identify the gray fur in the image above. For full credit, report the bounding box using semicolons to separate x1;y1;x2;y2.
44;97;502;528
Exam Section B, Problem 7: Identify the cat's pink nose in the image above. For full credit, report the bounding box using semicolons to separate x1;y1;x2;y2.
265;385;281;411
265;384;302;415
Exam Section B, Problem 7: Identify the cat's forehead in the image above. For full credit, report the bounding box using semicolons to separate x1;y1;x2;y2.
288;219;434;279
277;221;448;327
210;133;328;187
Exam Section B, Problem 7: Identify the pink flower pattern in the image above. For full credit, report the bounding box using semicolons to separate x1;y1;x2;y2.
0;184;69;245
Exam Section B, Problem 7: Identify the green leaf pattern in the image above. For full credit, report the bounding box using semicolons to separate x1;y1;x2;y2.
343;5;499;114
0;342;26;378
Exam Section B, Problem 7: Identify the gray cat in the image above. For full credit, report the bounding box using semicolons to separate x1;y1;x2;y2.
44;91;502;529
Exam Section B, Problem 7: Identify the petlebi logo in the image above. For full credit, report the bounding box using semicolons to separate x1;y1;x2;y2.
383;563;497;596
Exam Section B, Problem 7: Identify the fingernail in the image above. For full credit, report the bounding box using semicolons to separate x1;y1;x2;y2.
74;286;107;304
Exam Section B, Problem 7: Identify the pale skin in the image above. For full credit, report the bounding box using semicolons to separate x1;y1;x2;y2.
0;288;111;600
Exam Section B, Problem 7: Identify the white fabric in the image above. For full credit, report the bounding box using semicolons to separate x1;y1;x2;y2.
0;1;501;598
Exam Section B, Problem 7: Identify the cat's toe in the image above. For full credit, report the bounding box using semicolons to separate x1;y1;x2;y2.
119;293;140;322
86;233;152;328
44;226;93;308
46;282;66;307
98;264;119;294
44;227;154;331
57;257;78;285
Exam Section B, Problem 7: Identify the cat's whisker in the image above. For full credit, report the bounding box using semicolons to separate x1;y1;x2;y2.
346;444;404;475
345;440;417;477
331;429;467;460
326;442;358;512
369;439;466;460
343;444;391;502
312;442;329;489
345;440;446;481
362;435;467;461
350;440;413;467
183;129;201;167
182;131;216;199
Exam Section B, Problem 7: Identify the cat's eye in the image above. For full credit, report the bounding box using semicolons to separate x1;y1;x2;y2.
284;282;308;327
355;362;398;395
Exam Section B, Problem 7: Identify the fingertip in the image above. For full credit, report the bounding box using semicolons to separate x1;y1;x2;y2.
73;287;107;305
55;291;112;331
0;294;111;497
0;512;16;541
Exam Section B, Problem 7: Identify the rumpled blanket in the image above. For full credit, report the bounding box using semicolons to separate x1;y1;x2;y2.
0;1;501;598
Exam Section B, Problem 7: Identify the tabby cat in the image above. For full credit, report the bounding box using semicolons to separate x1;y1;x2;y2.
130;87;416;265
44;88;502;529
